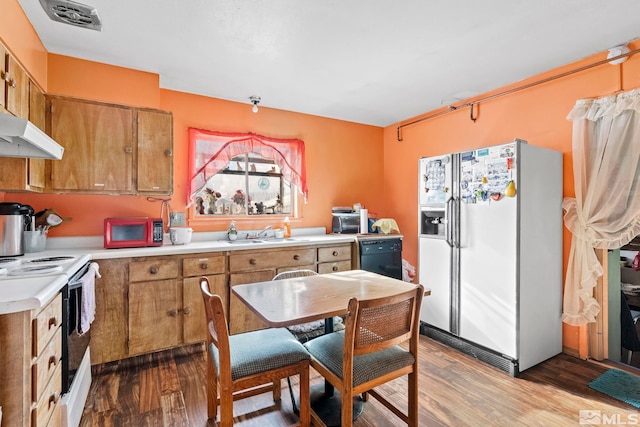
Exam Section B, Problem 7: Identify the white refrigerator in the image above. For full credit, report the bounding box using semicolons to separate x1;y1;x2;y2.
418;139;562;375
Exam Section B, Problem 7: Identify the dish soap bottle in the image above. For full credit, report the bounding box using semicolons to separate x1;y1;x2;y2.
228;220;238;241
283;217;291;238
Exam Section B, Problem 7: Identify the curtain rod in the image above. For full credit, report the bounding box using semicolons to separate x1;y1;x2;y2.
396;47;640;141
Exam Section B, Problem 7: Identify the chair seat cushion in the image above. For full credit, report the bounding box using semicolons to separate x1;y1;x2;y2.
288;317;346;343
210;328;310;381
304;331;415;387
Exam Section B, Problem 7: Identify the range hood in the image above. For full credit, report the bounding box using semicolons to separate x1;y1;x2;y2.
0;114;64;160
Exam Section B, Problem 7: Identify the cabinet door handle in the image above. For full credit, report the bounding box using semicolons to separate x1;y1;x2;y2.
169;309;179;317
149;266;159;274
200;263;208;270
48;355;58;369
332;265;339;271
293;255;300;260
48;392;60;408
164;149;173;157
183;307;191;315
249;258;257;265
48;316;59;329
124;146;133;154
332;251;339;257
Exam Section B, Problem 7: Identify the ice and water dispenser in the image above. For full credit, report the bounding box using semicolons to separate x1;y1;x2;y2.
420;209;445;237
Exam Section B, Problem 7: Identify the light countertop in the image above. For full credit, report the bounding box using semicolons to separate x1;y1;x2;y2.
0;274;67;315
1;229;395;315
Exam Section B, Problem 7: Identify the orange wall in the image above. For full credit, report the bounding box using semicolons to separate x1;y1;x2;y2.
47;54;160;108
0;0;48;89
382;39;640;354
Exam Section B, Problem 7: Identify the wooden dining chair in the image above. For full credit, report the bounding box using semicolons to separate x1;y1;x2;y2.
304;284;424;427
272;269;345;415
200;277;311;427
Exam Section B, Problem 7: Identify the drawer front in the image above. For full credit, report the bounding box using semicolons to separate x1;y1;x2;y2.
230;248;315;272
183;255;226;277
32;363;61;427
318;245;352;262
33;294;62;357
46;402;61;427
32;327;62;402
318;260;352;274
129;259;179;282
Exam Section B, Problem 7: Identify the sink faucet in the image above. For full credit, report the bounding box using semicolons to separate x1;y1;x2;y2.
257;225;273;238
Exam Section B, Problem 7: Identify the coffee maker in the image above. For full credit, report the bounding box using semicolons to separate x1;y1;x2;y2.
0;202;34;256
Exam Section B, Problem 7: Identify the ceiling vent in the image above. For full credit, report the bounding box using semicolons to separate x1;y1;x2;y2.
39;0;102;31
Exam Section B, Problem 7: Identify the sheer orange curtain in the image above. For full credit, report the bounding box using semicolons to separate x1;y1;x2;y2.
188;129;308;205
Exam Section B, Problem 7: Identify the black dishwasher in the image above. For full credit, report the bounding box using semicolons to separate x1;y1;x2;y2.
358;237;402;280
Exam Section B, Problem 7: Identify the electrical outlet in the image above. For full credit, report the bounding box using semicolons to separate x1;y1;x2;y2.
170;212;186;226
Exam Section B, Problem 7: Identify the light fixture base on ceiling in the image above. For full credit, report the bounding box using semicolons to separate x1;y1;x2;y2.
249;96;261;113
39;0;102;31
607;44;630;65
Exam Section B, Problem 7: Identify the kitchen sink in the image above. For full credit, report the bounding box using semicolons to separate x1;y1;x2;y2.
221;239;266;244
220;238;309;244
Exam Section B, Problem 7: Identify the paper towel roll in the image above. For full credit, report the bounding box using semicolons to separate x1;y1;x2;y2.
360;209;368;234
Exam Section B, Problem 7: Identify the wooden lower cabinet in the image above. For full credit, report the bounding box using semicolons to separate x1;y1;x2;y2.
91;259;129;365
91;253;228;363
229;270;275;335
0;294;62;427
89;242;354;363
182;253;226;344
317;243;353;274
228;246;319;334
129;278;181;355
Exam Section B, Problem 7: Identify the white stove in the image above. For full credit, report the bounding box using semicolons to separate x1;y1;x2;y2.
0;253;93;427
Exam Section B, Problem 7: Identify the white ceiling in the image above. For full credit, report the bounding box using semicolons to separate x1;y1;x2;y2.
17;0;640;127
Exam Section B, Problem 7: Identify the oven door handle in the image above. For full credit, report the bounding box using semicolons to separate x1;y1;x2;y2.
68;262;92;289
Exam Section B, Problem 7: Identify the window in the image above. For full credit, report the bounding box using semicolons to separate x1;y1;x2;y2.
193;153;293;215
188;129;308;217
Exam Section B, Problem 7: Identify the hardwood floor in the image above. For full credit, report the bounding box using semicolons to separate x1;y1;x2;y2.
80;336;639;426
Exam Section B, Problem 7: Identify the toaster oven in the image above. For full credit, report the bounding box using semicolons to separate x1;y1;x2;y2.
332;213;360;234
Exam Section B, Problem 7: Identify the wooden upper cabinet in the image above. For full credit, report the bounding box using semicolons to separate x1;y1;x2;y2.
5;54;29;119
45;96;173;195
0;43;6;111
48;97;134;192
0;80;47;192
137;109;173;194
27;82;46;190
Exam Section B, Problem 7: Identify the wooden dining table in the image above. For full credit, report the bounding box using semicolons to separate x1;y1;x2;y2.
232;269;430;426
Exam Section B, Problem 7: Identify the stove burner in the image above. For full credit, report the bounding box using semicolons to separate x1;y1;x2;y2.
0;258;21;268
24;256;76;264
8;265;64;276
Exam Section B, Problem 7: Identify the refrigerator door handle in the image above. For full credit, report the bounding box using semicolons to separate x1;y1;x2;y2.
453;197;461;249
445;197;454;247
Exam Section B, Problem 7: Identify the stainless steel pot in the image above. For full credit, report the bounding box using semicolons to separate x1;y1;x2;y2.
0;202;34;257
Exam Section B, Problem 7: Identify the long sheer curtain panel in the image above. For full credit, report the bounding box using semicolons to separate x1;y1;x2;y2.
563;88;640;326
